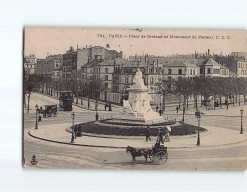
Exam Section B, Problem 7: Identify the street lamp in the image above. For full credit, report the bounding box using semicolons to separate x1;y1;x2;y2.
35;104;38;129
71;112;75;143
195;111;201;146
240;108;244;134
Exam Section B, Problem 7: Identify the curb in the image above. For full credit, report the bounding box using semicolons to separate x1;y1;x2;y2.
28;130;247;150
28;131;126;149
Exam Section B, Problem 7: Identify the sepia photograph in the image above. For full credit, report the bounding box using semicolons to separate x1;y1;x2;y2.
23;28;247;170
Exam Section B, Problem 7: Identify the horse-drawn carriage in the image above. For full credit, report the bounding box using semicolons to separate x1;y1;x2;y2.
126;143;168;165
39;105;57;117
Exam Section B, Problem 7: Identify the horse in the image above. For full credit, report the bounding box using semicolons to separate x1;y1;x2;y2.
126;146;150;165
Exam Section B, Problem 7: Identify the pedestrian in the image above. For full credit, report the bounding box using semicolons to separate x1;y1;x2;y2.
156;127;164;144
145;127;151;142
77;124;82;137
74;125;78;139
166;125;171;142
164;128;169;142
176;106;179;113
96;113;99;121
104;104;107;111
156;105;159;112
159;109;163;116
38;113;42;121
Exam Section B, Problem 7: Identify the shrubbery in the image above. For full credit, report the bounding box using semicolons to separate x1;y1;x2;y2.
77;121;206;136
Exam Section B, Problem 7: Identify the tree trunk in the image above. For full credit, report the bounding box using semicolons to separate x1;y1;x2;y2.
226;96;229;109
178;95;181;109
213;95;216;110
182;96;186;122
239;94;241;106
233;95;235;107
205;96;208;110
24;94;26;108
81;96;83;105
88;97;90;109
244;94;246;105
27;93;31;113
186;98;189;108
195;95;198;111
76;95;78;105
220;95;222;109
200;93;203;106
162;95;165;112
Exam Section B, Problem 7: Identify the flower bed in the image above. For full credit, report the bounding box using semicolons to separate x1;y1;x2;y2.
76;121;207;136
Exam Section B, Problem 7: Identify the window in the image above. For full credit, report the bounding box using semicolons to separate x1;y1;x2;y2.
168;69;172;75
105;68;108;73
207;68;211;74
178;69;182;75
125;77;129;83
105;75;108;81
190;69;192;75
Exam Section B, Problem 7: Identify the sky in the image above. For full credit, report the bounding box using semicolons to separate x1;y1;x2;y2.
24;28;247;59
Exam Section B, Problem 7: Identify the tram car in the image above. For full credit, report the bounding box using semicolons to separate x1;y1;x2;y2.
59;91;73;111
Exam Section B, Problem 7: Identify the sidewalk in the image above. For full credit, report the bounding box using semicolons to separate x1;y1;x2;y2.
29;122;247;149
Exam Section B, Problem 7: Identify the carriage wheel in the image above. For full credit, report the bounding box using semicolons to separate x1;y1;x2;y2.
155;151;168;164
150;155;155;162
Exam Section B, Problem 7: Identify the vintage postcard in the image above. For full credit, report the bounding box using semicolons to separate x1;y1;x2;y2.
23;28;247;170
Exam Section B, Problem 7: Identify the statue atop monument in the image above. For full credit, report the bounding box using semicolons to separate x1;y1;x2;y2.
132;68;146;89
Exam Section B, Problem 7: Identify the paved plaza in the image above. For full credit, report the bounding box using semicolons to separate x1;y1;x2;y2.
23;93;247;170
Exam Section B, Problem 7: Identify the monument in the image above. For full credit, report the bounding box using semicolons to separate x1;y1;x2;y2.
121;68;164;124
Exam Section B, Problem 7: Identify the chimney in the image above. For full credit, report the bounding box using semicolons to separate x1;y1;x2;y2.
145;54;148;63
208;49;210;56
156;59;159;67
135;54;137;61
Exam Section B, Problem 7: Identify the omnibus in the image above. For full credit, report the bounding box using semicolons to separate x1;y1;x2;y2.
59;91;73;111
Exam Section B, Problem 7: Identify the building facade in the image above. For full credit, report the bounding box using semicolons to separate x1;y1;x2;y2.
24;54;37;74
36;54;63;80
63;46;123;82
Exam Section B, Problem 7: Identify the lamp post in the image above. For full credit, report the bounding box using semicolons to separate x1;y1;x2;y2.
71;112;75;143
240;108;244;134
195;111;201;146
35;104;38;129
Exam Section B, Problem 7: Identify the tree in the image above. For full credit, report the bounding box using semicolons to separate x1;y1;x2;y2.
156;78;173;112
174;78;193;122
24;74;35;113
